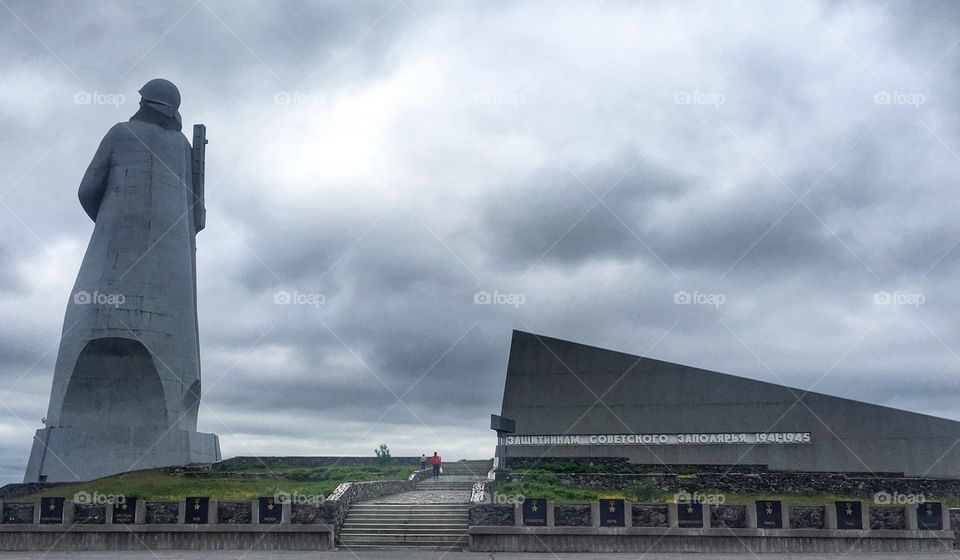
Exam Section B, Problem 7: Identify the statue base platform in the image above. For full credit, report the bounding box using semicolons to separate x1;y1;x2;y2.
23;426;220;482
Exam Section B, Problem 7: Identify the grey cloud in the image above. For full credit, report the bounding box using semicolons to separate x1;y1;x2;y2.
1;0;960;483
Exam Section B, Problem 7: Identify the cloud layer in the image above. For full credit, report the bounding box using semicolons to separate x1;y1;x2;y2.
1;0;959;483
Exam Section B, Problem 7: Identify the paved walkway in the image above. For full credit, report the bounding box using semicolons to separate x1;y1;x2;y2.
365;475;477;504
1;552;956;559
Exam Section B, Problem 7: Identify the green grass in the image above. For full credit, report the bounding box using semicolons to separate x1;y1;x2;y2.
26;464;417;502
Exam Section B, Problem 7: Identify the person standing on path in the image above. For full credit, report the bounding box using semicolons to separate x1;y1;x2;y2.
431;451;442;478
420;453;427;471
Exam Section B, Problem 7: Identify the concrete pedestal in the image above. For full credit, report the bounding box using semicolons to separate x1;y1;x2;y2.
24;426;219;482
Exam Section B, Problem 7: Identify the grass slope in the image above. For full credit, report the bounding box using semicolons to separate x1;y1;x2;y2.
27;464;416;501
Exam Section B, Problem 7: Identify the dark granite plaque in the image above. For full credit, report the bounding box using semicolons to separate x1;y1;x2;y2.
677;501;703;528
917;502;943;530
185;496;209;524
112;497;136;524
258;497;281;524
599;498;625;527
756;500;782;529
39;497;64;524
522;498;547;526
836;501;862;530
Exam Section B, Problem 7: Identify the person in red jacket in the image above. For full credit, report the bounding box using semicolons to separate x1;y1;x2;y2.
431;451;442;478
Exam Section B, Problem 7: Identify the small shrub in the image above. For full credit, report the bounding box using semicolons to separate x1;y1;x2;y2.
375;443;392;466
627;480;659;502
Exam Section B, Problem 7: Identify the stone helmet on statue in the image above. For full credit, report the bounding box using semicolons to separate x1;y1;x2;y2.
138;78;182;126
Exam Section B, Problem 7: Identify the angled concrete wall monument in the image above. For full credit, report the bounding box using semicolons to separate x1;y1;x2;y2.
25;79;220;483
497;330;960;477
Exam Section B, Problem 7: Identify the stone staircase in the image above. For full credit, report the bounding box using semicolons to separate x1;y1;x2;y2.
338;503;471;549
337;459;493;550
436;459;493;477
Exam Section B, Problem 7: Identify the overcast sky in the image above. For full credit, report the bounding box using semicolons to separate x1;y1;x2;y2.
1;0;959;484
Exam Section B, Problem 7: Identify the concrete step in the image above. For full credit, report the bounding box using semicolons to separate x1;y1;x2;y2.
351;505;470;509
350;511;468;516
341;537;467;542
414;480;482;485
341;498;471;550
340;524;464;536
340;534;467;543
348;512;467;516
340;541;467;550
344;515;467;525
347;511;469;516
350;502;465;511
343;523;467;529
351;504;469;509
412;486;477;491
413;484;477;487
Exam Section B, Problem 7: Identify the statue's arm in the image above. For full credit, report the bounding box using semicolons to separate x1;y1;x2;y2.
78;127;116;221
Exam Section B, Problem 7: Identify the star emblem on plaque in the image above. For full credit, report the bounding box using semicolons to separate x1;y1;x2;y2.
756;500;782;528
38;497;64;524
522;498;547;526
258;497;281;524
917;502;943;530
185;497;209;524
835;501;862;530
112;497;137;524
677;500;703;528
599;498;624;527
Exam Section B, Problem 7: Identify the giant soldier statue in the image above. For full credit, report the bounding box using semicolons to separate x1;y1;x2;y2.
25;79;220;482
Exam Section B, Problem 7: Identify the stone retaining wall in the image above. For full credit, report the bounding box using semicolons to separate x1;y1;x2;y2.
73;504;105;524
321;479;415;534
145;502;178;524
554;504;591;526
632;504;668;527
217;456;422;469
467;500;955;553
216;501;251;524
498;470;960;498
710;504;746;528
790;505;824;529
470;504;515;526
871;506;907;530
2;503;33;524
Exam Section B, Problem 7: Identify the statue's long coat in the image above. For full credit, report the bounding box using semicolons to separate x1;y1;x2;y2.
45;119;203;432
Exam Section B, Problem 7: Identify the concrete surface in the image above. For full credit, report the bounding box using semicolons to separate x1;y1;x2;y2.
0;551;957;559
498;330;960;477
